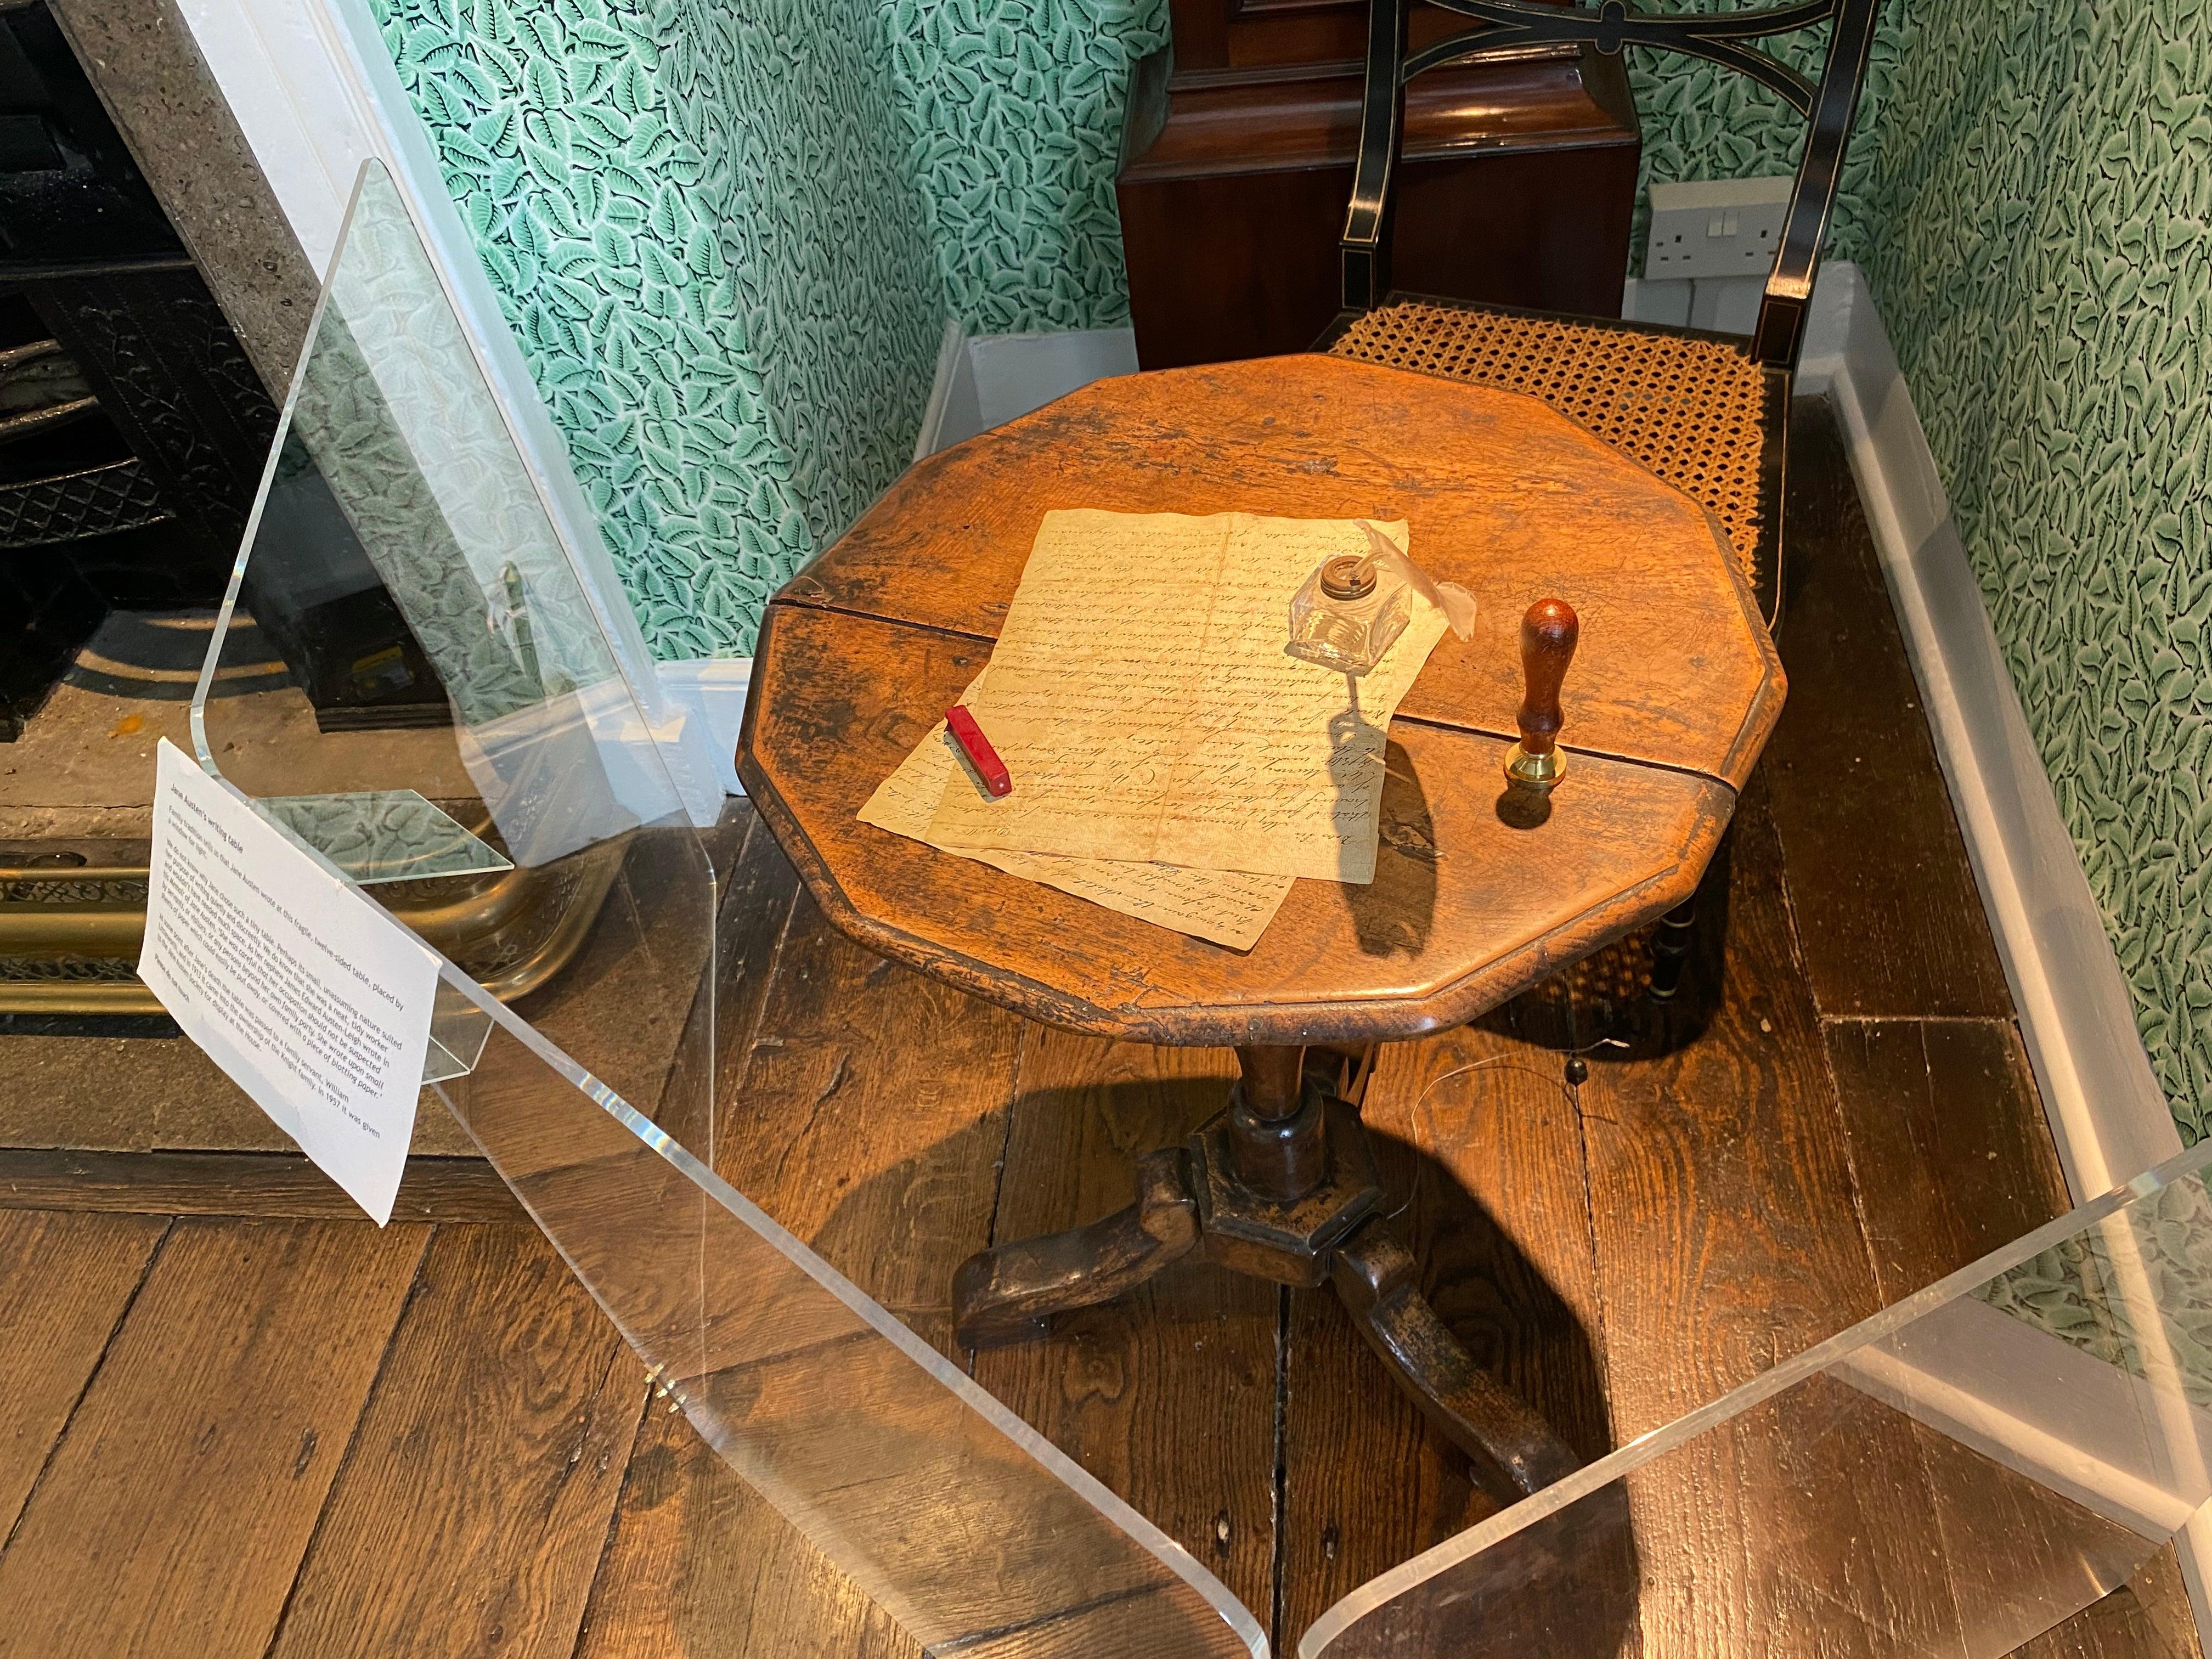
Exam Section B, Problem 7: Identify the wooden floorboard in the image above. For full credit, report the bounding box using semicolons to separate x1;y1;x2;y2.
622;805;795;1156
711;889;1019;1346
1824;1015;2070;1296
1825;1017;2203;1658
1765;396;2199;1659
1762;397;2016;1020
2016;1545;2204;1659
1578;783;1883;1425
578;890;1021;1656
1278;984;1612;1645
707;806;806;1097
970;1029;1278;1623
264;1225;645;1659
1570;782;1988;1659
0;1209;166;1541
574;1405;918;1659
0;1218;426;1659
0;1147;528;1222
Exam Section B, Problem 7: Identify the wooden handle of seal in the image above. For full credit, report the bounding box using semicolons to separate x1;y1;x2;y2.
1515;599;1578;758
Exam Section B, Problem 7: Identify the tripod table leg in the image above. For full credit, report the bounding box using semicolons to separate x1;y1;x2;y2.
1329;1216;1582;1501
952;1148;1200;1350
1648;892;1699;1001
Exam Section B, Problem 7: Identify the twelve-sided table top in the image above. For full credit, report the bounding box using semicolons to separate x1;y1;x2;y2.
736;354;1783;1047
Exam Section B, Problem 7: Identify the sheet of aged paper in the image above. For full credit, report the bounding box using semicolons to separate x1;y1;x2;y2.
859;669;1295;950
856;571;1454;948
926;511;1452;883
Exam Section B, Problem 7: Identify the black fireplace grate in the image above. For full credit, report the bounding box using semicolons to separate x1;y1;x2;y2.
1;0;279;735
0;455;170;546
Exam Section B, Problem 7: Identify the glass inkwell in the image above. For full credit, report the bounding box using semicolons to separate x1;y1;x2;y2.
1286;522;1476;674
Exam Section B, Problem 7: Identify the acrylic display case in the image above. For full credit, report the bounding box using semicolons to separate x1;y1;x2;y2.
188;159;1267;1658
188;160;2212;1658
1300;1136;2212;1657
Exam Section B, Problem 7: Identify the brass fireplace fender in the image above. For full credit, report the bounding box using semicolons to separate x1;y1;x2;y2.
0;844;624;1017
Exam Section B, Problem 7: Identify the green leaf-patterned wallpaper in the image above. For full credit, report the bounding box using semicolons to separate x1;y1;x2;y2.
1624;0;1905;262
1851;0;2212;1140
882;0;1167;333
1631;0;2211;1138
374;0;1166;664
374;0;943;659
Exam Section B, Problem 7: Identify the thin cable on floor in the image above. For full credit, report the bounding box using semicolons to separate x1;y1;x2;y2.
1379;1037;1629;1225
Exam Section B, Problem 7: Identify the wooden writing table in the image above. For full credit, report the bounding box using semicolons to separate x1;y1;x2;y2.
736;354;1783;1497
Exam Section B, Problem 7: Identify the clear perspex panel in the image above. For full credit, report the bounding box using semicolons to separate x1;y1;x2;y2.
191;159;2212;1659
190;156;715;1131
440;997;1266;1657
189;160;1265;1659
1300;1136;2212;1659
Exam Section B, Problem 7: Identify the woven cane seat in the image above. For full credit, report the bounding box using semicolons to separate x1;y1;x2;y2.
1329;298;1785;618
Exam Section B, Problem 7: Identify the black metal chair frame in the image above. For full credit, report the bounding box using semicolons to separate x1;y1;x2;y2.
1334;0;1882;1012
1340;0;1884;370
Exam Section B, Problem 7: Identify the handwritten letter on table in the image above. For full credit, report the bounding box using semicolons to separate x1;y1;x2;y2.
861;663;1299;949
860;511;1457;950
926;511;1448;884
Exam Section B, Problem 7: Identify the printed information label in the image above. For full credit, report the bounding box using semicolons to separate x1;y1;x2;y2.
139;739;437;1223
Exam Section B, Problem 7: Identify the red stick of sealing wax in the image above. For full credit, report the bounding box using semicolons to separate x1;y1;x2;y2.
945;705;1013;797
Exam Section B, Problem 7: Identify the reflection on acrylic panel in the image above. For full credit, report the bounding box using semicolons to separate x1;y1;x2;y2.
436;974;1269;1659
190;158;716;1150
256;791;511;884
188;158;1268;1659
198;155;654;854
1300;1138;2212;1659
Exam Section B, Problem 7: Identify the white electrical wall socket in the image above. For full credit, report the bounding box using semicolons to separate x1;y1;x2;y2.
1644;176;1795;281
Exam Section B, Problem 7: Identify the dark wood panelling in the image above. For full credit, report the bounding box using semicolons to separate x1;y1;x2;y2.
1118;34;1639;367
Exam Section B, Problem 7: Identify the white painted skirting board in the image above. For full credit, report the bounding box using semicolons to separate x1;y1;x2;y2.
1797;263;2209;1633
654;658;752;798
1795;264;2179;1197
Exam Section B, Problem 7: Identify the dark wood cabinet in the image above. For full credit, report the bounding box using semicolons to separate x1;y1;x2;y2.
1116;0;1641;369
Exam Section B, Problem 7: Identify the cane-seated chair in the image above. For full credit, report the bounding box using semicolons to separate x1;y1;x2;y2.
1325;0;1884;629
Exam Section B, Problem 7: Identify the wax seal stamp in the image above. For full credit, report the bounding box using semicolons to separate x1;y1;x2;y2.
1504;597;1578;789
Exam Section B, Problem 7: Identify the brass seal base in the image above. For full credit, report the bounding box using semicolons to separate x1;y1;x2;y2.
1504;742;1565;789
